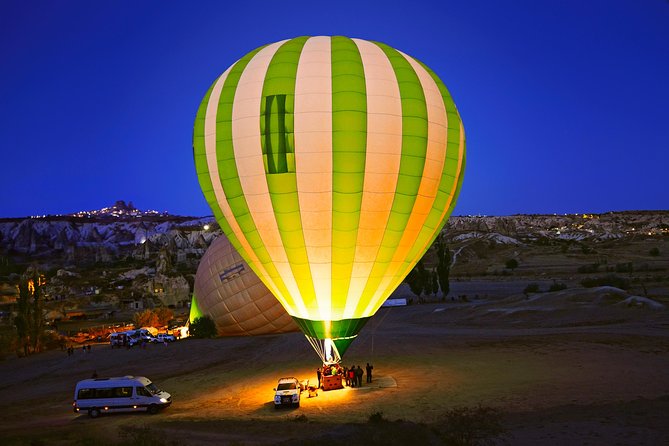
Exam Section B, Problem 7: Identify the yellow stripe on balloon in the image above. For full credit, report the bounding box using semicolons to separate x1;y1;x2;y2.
344;38;403;320
294;36;334;321
231;41;309;319
363;51;449;316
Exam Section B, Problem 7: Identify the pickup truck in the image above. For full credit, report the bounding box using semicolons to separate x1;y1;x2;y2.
273;377;305;408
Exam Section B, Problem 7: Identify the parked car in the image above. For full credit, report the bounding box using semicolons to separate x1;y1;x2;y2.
157;333;176;343
273;377;302;408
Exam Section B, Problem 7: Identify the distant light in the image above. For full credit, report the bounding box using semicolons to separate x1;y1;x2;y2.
203;224;210;231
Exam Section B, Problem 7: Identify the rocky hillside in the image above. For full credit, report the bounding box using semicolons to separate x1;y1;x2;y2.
444;211;669;244
0;203;667;314
0;201;217;267
2;206;667;267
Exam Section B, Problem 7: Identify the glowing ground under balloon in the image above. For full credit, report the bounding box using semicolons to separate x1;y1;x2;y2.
193;36;465;363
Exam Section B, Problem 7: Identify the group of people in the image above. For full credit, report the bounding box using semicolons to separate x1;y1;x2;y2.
65;345;91;356
316;362;374;388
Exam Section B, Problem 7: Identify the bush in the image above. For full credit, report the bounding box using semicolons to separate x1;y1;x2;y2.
368;411;386;424
189;316;217;338
580;274;629;289
437;405;507;446
505;259;518;270
117;425;183;446
577;263;600;274
615;262;633;273
548;281;567;292
650;247;660;257
523;283;540;295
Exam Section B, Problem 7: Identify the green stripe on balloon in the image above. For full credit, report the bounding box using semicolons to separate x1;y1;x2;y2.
261;37;319;314
193;70;251;265
291;315;370;358
213;45;299;312
353;41;429;315
377;58;467;300
330;36;367;312
408;59;466;259
193;80;218;217
188;293;203;324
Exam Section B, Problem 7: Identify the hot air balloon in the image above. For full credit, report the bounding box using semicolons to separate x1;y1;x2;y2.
192;234;297;336
193;36;465;363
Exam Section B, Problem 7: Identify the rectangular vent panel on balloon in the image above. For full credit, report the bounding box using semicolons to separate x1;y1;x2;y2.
219;263;245;283
261;95;295;174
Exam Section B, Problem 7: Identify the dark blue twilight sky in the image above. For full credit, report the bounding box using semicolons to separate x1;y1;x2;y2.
1;0;667;218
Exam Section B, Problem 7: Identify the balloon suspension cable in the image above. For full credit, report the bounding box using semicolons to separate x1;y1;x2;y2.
305;335;341;365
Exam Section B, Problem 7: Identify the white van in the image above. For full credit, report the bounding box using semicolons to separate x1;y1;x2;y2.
109;332;131;348
73;376;171;418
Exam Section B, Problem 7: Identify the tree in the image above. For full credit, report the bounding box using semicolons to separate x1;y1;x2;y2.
190;316;217;338
430;269;439;295
405;259;428;297
133;309;159;328
505;258;519;271
435;234;451;298
14;271;46;356
154;307;174;327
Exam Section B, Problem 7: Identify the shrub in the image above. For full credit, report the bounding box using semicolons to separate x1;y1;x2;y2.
437;405;507;446
577;263;600;274
523;283;540;295
189;316;217;338
650;247;660;257
615;262;633;273
292;414;308;423
368;411;386;424
505;259;518;270
117;425;183;446
580;274;629;289
548;281;567;292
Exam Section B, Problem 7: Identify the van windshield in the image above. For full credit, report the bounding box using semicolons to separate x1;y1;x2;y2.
277;383;296;390
146;383;160;394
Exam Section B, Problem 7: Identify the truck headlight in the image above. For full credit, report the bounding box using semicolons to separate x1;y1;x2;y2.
160;398;168;403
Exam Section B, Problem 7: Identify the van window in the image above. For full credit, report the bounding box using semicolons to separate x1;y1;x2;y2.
114;387;133;398
95;388;114;398
78;386;134;399
136;387;152;397
77;388;95;399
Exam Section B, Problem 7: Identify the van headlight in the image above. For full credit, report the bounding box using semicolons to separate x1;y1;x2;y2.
160;398;168;403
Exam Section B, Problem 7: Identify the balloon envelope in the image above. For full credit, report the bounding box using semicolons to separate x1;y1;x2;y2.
193;234;297;336
193;36;465;362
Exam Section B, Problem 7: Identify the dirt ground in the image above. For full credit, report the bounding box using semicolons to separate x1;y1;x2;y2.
1;287;669;445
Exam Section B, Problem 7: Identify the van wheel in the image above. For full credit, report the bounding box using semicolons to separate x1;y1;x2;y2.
148;405;159;415
88;408;100;418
